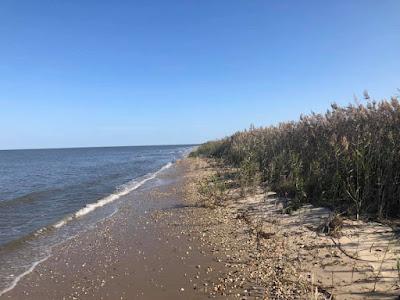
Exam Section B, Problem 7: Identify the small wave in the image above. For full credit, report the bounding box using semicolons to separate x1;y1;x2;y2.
53;216;73;229
0;162;174;297
53;162;173;227
0;255;49;297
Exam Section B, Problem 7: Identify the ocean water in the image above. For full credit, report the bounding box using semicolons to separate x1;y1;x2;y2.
0;145;192;295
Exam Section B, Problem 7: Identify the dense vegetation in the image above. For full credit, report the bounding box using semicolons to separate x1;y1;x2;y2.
191;95;400;219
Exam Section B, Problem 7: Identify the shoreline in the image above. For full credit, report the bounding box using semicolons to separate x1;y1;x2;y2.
1;157;399;299
0;161;176;297
0;159;239;299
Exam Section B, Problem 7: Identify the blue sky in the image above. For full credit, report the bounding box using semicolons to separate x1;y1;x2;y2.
0;1;399;149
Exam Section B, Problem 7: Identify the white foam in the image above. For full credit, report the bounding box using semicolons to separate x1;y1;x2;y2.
53;216;73;229
74;162;173;218
0;255;50;297
50;162;173;228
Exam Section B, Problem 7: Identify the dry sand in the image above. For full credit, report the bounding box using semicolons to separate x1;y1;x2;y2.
1;157;399;299
177;157;400;299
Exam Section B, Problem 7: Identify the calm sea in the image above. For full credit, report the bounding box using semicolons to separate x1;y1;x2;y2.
0;145;193;295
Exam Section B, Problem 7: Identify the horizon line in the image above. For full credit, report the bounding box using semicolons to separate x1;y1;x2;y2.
0;143;200;152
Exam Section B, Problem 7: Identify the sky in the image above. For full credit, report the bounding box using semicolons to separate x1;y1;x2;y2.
0;1;399;149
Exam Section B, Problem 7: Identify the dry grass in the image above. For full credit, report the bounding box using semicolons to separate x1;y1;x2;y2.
191;95;400;220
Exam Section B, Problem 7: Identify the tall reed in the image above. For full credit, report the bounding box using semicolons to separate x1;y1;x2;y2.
191;95;400;219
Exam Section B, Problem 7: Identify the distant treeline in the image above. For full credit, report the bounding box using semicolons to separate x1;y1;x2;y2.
191;95;400;219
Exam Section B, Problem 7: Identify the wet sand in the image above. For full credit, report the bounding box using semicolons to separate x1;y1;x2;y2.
1;160;238;299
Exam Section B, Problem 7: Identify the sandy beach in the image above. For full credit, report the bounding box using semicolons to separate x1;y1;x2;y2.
1;158;399;299
1;159;239;299
1;1;399;299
